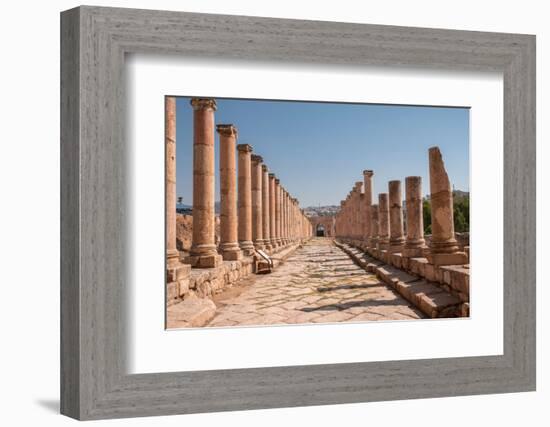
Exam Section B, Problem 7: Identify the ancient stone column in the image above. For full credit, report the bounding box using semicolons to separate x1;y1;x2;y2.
359;193;365;243
426;146;468;265
355;182;363;241
370;203;379;248
269;173;277;248
251;154;264;250
363;170;374;247
378;193;390;250
275;179;282;246
216;124;242;261
283;187;287;243
185;98;222;268
403;176;426;257
237;144;255;256
283;190;290;244
165;97;180;267
262;165;272;250
388;180;405;253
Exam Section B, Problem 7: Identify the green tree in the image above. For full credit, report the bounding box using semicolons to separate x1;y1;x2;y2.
423;193;470;235
453;193;470;232
423;199;431;234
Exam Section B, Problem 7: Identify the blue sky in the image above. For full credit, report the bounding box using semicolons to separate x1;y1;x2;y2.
175;97;469;207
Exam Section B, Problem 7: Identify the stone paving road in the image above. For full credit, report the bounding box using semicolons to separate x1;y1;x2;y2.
206;238;425;327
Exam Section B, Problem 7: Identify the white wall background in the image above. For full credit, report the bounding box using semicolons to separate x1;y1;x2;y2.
0;0;546;425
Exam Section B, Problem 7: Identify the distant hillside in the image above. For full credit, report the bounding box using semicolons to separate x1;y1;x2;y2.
177;202;221;214
304;205;340;217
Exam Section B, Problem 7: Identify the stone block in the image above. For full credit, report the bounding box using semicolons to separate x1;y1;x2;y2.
166;263;191;283
196;281;212;298
184;254;223;268
416;291;461;318
166;281;179;305
398;280;439;304
402;247;425;258
408;257;428;276
178;278;190;297
426;252;468;267
222;249;242;261
439;265;470;295
376;265;418;288
424;263;437;282
166;298;217;328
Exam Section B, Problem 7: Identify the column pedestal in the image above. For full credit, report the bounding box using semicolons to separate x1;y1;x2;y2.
403;176;427;258
426;147;468;266
184;98;222;268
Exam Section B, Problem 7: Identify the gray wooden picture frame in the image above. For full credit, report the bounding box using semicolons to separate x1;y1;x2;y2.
60;5;536;420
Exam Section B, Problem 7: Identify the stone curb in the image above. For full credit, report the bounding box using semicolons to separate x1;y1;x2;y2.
167;241;305;327
334;240;462;318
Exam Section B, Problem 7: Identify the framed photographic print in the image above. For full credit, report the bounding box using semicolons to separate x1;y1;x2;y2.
61;5;535;420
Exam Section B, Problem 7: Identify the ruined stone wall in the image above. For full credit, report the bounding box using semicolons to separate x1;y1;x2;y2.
309;215;336;237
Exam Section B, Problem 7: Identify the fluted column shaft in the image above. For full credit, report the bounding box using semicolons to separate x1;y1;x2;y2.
165;97;179;267
403;176;426;257
275;179;282;245
262;165;272;250
355;182;363;240
237;144;255;255
363;170;374;246
378;193;390;250
427;147;467;265
389;180;405;253
251;154;264;250
217;124;242;261
186;98;222;268
370;203;379;247
269;174;277;248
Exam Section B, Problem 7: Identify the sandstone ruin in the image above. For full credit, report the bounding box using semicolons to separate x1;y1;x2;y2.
166;97;470;328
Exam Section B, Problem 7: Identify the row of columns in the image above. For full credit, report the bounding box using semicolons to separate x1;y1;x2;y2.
166;97;312;270
335;147;467;266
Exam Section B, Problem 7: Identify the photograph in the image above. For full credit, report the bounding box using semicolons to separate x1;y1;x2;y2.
165;96;470;329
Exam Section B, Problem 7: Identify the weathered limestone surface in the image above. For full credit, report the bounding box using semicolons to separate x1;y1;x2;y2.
251;154;265;250
261;165;272;250
165;96;179;267
370;203;379;248
185;98;222;268
205;239;424;327
336;241;464;318
388;180;405;253
427;147;468;266
363;170;373;245
378;193;390;250
165;97;191;299
269;174;277;249
217;124;242;261
275;178;282;246
237;144;255;256
403;176;426;258
167;298;217;328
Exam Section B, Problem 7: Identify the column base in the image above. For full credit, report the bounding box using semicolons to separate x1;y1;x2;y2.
426;251;468;266
166;249;181;268
377;239;390;250
254;240;266;251
402;246;426;258
388;238;405;253
166;262;191;283
239;240;256;256
221;249;242;261
184;254;223;268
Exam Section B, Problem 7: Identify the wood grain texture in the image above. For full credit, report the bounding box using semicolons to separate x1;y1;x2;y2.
60;6;536;420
